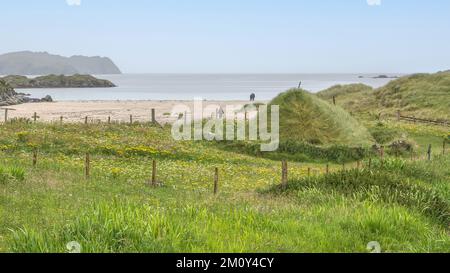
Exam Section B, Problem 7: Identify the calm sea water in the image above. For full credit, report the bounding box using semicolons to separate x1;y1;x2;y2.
22;74;398;101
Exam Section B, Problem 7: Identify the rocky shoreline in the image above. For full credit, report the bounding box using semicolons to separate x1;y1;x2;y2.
0;74;117;106
0;80;53;106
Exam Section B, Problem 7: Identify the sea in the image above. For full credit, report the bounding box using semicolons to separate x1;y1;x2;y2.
19;73;399;101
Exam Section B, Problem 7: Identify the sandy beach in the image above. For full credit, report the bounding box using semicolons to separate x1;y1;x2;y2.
6;100;263;124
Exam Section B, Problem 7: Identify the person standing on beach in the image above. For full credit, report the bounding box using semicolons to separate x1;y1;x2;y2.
250;93;256;102
217;107;225;119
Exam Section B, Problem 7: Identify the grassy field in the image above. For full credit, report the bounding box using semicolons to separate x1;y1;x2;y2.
0;117;448;253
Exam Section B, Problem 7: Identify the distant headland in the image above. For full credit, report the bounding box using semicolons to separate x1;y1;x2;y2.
0;51;121;75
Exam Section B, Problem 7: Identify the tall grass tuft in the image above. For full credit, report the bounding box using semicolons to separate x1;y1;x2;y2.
0;166;25;184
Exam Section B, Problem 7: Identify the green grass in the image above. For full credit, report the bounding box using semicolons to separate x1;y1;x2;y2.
269;158;449;226
316;72;450;120
269;89;374;146
0;119;448;253
375;73;450;119
215;140;371;163
317;84;374;102
9;196;449;253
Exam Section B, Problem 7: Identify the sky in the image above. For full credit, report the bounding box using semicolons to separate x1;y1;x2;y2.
1;0;450;73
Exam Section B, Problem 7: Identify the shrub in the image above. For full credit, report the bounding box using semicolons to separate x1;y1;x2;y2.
387;140;414;156
369;125;400;144
16;132;30;143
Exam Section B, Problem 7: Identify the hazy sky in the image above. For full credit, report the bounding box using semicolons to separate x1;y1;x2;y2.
1;0;449;73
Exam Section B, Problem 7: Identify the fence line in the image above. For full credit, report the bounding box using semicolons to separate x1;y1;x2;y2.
1;108;164;126
5;109;448;129
397;111;449;127
26;140;447;194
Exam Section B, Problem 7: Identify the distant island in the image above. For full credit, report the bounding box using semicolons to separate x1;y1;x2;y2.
0;74;116;89
0;51;121;75
359;75;399;79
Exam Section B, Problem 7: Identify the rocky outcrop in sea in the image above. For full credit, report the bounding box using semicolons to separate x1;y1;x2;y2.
0;80;53;106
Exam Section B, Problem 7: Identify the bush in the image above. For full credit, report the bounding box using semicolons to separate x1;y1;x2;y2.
387;140;414;156
369;125;400;144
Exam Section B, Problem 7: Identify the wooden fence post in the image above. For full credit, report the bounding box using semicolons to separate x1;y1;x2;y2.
307;167;311;177
214;167;219;195
151;160;157;186
332;96;336;106
33;149;38;167
85;153;90;179
60;116;63;125
281;161;288;189
152;109;156;123
326;164;329;174
1;108;16;123
427;144;432;161
85;116;88;125
108;116;111;124
33;112;38;122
